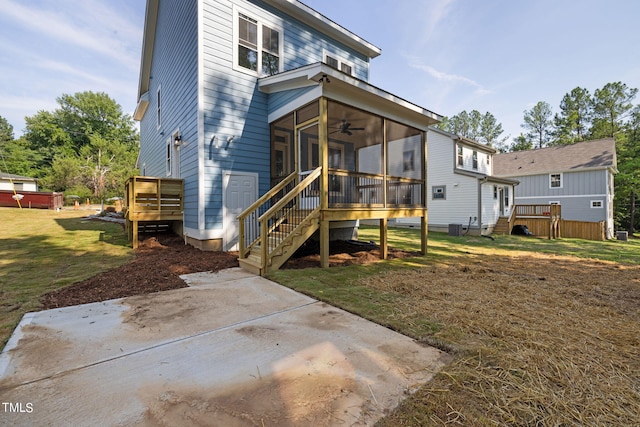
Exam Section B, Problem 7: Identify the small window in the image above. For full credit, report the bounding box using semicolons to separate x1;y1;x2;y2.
166;138;172;176
13;182;24;191
324;52;354;76
156;86;161;129
504;186;509;207
457;145;463;166
236;10;281;76
325;55;339;69
550;173;562;188
591;200;603;208
432;185;446;200
487;155;490;165
493;185;498;199
403;150;415;172
472;150;478;169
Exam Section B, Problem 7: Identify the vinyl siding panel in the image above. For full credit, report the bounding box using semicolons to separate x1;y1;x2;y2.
425;131;479;228
138;0;199;228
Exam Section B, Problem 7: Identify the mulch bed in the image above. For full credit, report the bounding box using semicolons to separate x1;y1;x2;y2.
40;233;416;309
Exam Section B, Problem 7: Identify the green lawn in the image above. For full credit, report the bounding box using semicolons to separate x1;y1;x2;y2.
269;226;640;425
0;207;132;348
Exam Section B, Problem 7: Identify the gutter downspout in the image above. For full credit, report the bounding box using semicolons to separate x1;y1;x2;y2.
478;176;488;235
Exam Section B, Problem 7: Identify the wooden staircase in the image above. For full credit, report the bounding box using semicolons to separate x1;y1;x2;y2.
239;208;320;275
238;167;322;276
493;216;511;235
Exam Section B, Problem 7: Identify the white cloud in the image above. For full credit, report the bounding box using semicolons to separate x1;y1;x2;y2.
0;0;141;71
408;60;491;96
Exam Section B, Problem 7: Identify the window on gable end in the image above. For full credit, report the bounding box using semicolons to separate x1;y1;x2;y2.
236;11;282;76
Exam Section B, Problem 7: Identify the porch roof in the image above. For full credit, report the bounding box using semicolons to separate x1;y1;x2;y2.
259;63;443;130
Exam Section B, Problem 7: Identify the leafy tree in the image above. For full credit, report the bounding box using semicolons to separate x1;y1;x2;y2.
614;105;640;234
510;133;534;152
437;110;507;147
553;87;592;145
522;101;554;149
0;116;13;144
21;91;139;197
591;82;637;138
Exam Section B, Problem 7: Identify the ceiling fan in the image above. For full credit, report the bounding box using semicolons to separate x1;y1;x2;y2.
330;120;364;136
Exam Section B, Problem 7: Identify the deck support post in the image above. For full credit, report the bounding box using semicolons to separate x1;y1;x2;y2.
379;218;388;260
421;214;427;254
320;219;330;268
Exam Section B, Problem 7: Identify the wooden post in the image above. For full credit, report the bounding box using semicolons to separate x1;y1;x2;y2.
320;218;330;268
319;98;330;269
379;218;388;260
421;214;428;255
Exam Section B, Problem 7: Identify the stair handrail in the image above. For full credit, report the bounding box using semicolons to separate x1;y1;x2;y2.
237;170;299;258
259;167;322;222
258;167;322;272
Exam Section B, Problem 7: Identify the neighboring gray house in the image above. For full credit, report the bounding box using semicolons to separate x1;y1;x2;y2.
0;172;38;192
133;0;441;257
493;138;617;238
395;128;518;235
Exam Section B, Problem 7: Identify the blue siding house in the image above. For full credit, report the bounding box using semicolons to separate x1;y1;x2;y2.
493;138;617;238
134;0;441;271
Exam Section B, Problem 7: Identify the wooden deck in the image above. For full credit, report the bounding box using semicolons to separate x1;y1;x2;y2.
124;176;184;248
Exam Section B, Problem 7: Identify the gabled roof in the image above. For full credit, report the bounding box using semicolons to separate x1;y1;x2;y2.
493;138;617;177
0;172;37;181
428;127;497;154
258;62;442;129
135;0;381;110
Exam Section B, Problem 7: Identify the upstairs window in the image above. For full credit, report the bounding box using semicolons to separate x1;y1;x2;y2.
457;145;463;166
236;11;282;76
472;150;478;169
550;173;562;188
325;53;354;76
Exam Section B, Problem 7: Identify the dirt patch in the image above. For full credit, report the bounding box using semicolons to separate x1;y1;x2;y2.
40;234;239;309
40;234;415;309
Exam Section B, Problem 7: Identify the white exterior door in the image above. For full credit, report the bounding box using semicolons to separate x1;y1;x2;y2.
223;172;258;251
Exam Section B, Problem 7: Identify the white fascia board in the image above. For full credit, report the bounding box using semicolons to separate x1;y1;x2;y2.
262;0;381;58
133;91;150;121
261;63;442;128
137;0;158;99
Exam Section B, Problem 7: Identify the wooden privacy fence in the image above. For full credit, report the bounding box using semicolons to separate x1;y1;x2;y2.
513;218;606;241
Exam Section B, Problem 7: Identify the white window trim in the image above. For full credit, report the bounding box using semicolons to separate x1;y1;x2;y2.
323;49;355;76
590;200;603;208
156;85;162;130
549;201;560;205
549;173;563;189
233;6;284;77
432;185;446;200
165;137;172;176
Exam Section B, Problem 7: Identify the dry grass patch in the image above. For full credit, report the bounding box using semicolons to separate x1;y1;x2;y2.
369;253;640;426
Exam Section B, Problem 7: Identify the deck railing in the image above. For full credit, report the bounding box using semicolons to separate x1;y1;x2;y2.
327;169;423;208
515;204;561;218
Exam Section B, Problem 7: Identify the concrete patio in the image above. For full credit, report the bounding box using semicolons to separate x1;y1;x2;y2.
0;268;449;426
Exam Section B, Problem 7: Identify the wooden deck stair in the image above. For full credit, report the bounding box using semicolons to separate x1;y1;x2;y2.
239;208;320;275
238;167;323;276
493;216;511;235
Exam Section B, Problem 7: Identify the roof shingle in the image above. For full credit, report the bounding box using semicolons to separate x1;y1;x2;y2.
493;138;617;177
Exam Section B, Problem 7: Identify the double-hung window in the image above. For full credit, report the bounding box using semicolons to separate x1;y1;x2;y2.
550;173;562;188
457;145;463;166
237;11;282;76
472;150;478;169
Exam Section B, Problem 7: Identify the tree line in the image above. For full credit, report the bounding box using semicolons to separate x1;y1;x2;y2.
0;91;139;203
436;81;639;234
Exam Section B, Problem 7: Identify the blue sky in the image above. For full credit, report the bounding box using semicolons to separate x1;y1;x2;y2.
2;0;640;143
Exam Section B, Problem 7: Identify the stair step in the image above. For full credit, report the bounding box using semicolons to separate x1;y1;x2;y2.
238;257;262;275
